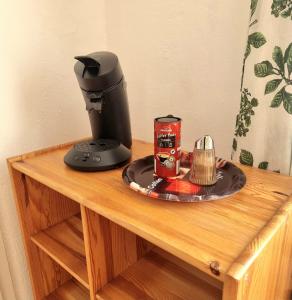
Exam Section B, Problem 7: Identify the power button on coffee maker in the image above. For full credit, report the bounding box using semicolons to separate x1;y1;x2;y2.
93;155;101;162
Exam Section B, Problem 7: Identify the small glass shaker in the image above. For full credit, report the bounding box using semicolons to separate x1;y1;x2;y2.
189;135;217;185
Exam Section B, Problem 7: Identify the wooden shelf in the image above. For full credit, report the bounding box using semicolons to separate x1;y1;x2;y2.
45;279;89;300
9;139;292;299
31;214;89;289
96;250;222;300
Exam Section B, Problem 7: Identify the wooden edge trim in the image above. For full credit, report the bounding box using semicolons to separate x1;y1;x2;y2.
6;138;146;165
6;137;90;164
6;159;40;299
226;194;292;281
80;205;98;300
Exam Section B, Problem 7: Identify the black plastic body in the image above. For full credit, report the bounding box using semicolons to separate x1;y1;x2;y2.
74;51;123;91
64;139;131;172
82;80;132;148
64;51;132;172
75;51;132;149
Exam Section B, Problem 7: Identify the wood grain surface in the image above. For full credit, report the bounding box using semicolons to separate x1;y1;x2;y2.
7;167;73;299
9;139;292;282
223;196;292;300
96;250;222;300
31;214;89;289
45;279;89;300
24;176;80;233
8;139;292;300
81;206;153;300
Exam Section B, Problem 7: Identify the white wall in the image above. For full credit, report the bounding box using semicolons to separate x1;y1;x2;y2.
0;1;106;299
105;0;250;155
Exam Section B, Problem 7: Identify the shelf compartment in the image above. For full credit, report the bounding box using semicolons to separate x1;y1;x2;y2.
31;214;89;289
96;250;222;300
45;279;89;300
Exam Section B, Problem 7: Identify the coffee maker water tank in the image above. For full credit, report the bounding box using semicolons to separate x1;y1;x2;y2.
64;51;132;171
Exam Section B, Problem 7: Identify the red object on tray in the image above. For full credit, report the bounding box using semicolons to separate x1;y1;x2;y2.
154;115;181;178
165;179;201;194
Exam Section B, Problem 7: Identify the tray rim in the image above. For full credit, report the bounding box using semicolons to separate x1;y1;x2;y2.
122;155;246;203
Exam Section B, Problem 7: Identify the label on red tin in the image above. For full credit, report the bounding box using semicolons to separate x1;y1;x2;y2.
154;116;181;178
157;133;176;148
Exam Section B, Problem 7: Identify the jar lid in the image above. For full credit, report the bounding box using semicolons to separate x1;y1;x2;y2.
195;135;214;150
155;115;181;123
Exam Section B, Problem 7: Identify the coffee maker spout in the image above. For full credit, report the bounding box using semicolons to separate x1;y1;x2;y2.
74;56;100;76
86;91;103;113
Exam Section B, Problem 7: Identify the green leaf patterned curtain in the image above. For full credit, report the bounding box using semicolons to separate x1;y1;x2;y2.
232;0;292;175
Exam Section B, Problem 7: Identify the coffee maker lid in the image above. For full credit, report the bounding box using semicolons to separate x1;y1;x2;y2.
74;51;123;91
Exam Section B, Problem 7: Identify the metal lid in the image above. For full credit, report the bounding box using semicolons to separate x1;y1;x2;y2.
195;135;214;150
74;51;123;91
155;115;181;123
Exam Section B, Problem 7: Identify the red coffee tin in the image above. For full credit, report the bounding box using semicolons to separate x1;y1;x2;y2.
154;115;181;178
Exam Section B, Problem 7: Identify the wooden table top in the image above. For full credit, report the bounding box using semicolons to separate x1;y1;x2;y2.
10;139;292;282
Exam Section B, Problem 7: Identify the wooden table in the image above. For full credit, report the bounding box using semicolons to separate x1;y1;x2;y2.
8;139;292;300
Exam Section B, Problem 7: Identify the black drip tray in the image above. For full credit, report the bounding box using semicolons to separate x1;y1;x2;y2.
64;139;131;172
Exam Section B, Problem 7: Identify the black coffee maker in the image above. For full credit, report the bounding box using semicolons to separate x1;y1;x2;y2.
64;51;132;171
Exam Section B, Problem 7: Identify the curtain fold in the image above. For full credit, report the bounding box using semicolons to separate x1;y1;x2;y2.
0;229;16;300
232;0;292;175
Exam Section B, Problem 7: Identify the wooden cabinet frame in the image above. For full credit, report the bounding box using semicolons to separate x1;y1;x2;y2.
8;140;292;299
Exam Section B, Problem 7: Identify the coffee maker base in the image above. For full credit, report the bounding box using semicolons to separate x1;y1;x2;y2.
64;139;131;172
